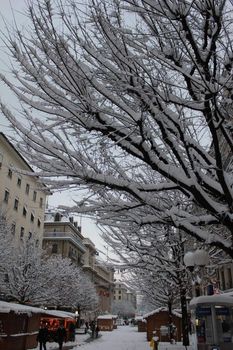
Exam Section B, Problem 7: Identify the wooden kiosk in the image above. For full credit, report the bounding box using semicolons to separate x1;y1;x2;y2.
0;301;76;350
97;314;116;331
190;295;233;350
40;310;76;341
143;307;182;342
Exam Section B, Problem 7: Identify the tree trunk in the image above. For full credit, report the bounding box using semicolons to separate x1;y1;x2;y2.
168;300;173;342
180;288;189;346
77;305;81;328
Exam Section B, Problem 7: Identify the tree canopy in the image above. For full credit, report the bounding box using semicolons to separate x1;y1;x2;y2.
1;0;233;255
0;213;98;309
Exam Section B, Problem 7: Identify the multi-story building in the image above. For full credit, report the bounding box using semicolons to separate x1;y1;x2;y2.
82;237;114;313
217;260;233;293
113;281;137;309
43;211;115;313
43;211;86;266
112;281;137;319
0;132;49;245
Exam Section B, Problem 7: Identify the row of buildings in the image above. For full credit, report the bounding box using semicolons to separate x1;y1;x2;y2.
0;132;136;316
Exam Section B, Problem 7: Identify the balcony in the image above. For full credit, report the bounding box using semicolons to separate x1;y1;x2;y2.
43;231;86;253
94;264;113;283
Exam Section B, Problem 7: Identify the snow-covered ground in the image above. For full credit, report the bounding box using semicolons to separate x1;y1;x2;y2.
45;332;90;349
39;326;149;350
34;326;196;350
71;326;150;350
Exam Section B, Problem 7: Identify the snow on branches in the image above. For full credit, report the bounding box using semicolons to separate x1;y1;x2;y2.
1;0;233;255
0;213;98;308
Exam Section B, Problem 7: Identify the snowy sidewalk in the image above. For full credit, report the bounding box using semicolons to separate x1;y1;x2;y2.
45;332;91;350
158;343;194;350
69;326;150;350
36;327;195;350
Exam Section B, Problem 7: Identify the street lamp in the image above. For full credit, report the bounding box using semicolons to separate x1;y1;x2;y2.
184;249;209;270
184;249;209;296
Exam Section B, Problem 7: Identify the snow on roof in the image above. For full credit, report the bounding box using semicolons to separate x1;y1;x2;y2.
43;309;76;319
0;301;43;316
135;316;144;321
97;314;117;320
0;301;75;319
190;294;233;308
172;309;182;318
143;307;181;319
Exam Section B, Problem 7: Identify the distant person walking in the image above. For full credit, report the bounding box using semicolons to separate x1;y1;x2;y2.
95;325;100;338
37;322;48;350
90;321;95;338
68;322;75;341
85;321;89;334
56;322;67;350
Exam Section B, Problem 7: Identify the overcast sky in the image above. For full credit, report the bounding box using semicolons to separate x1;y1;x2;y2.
0;1;109;256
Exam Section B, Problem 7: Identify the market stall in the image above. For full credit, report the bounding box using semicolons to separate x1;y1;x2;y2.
0;301;77;350
40;310;76;341
97;314;115;331
0;301;42;350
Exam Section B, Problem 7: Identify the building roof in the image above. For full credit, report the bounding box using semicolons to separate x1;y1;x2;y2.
0;132;50;193
190;295;233;308
97;314;118;319
0;132;33;172
143;307;182;319
0;301;75;319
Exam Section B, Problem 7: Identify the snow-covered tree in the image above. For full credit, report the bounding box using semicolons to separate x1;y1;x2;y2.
1;0;233;256
0;214;98;308
37;255;99;311
0;212;14;267
99;222;192;344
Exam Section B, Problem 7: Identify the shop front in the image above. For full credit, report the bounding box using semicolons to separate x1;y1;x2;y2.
41;310;76;341
190;295;233;350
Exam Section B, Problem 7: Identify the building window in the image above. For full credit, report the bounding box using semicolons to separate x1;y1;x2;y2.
52;244;58;253
11;223;16;235
68;247;73;258
28;232;32;240
17;177;22;187
25;183;30;195
54;212;61;221
4;190;9;203
30;213;35;222
33;191;37;202
227;268;233;289
118;296;121;300
35;239;39;247
8;168;12;179
14;198;19;211
114;296;116;300
221;270;226;290
39;197;43;208
118;290;121;294
37;219;41;228
23;207;27;217
20;227;24;238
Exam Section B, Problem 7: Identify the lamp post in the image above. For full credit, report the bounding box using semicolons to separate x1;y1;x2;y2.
184;249;209;296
